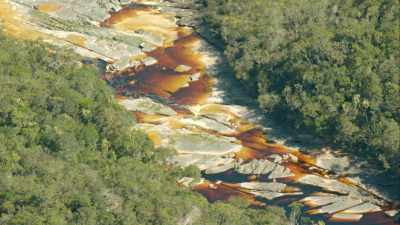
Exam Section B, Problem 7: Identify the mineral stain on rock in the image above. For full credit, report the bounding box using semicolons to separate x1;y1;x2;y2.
0;0;45;39
102;6;178;46
108;5;398;225
1;1;398;224
36;2;63;13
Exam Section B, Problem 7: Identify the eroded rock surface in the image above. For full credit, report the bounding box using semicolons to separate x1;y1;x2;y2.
1;0;198;72
235;159;276;175
120;97;177;116
2;1;398;224
239;182;287;192
172;133;242;155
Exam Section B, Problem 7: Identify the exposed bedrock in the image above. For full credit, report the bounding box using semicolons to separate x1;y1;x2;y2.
2;0;398;223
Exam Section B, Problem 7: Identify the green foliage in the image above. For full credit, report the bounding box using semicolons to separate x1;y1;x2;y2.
203;0;400;171
288;203;325;225
0;33;289;224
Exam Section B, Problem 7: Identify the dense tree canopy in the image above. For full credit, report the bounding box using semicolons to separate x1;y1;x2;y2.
0;33;293;225
202;0;400;172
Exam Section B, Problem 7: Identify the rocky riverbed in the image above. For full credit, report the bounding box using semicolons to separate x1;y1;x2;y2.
1;0;399;224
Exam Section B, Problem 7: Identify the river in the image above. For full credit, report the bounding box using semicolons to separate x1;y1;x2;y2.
102;4;399;225
1;1;398;224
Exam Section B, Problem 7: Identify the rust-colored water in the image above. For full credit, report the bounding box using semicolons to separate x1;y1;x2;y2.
193;181;262;205
102;6;178;45
147;34;206;71
103;5;399;225
126;66;193;97
170;75;211;105
0;0;397;223
111;30;212;105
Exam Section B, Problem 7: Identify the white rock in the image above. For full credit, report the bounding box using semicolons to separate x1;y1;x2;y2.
180;116;235;134
119;97;177;116
195;157;234;172
268;165;294;179
170;154;236;172
300;195;338;207
315;149;351;173
239;182;286;192
330;213;363;222
250;191;286;200
269;154;283;163
342;202;381;214
204;159;236;174
168;154;211;168
172;133;242;155
385;210;399;217
310;197;363;214
297;175;358;195
250;191;303;200
235;159;276;175
175;65;192;72
142;57;158;66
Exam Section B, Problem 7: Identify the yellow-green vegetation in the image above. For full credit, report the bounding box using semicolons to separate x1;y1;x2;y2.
202;0;399;172
0;33;292;225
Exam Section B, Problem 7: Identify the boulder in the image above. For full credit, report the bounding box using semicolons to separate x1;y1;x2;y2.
315;149;351;173
309;196;363;214
190;104;246;126
251;190;303;200
301;195;340;207
297;175;358;195
342;202;381;214
301;194;382;216
250;191;286;200
175;65;192;73
235;159;294;179
142;56;158;66
194;157;235;172
239;182;286;192
136;123;178;148
238;181;302;200
180;116;235;134
330;213;363;222
171;133;242;155
109;56;141;72
204;159;236;174
235;159;276;175
119;97;177;116
269;154;283;163
385;210;399;217
169;154;235;171
268;164;294;179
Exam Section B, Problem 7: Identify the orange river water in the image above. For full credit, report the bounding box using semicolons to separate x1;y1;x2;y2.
1;1;398;224
101;6;399;225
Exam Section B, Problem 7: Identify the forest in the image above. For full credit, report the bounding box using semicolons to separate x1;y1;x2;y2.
0;32;297;225
202;0;399;173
